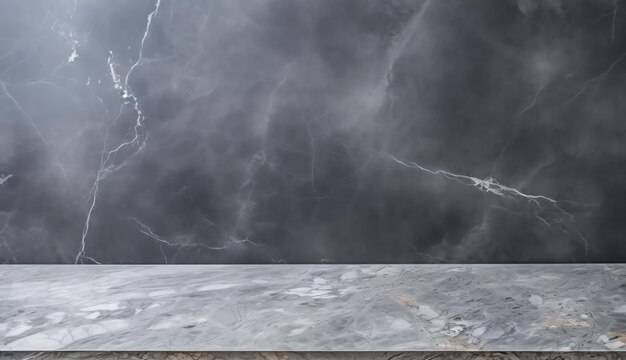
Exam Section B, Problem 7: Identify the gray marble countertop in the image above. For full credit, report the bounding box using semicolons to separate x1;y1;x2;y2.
0;265;624;352
2;352;626;360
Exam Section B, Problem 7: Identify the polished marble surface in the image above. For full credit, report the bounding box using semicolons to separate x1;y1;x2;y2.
1;352;625;360
0;265;624;351
1;0;626;264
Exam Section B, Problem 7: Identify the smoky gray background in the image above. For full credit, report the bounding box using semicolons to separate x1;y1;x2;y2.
0;0;625;263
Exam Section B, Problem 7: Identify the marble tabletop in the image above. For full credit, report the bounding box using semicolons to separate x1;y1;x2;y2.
2;352;626;360
0;264;624;352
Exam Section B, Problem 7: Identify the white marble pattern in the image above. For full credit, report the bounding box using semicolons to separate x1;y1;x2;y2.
0;265;624;351
1;352;626;360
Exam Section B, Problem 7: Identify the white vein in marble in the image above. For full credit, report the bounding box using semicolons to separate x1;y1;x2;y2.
0;265;624;351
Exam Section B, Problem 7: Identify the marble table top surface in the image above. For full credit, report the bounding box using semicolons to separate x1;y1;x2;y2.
2;352;626;360
0;265;624;352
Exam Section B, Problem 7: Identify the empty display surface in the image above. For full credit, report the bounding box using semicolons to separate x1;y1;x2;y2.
1;265;625;351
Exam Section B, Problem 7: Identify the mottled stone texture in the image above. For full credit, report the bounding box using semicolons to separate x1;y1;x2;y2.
1;265;624;351
0;352;625;360
1;0;626;264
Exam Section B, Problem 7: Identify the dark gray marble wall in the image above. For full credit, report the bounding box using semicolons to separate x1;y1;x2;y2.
1;0;625;264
